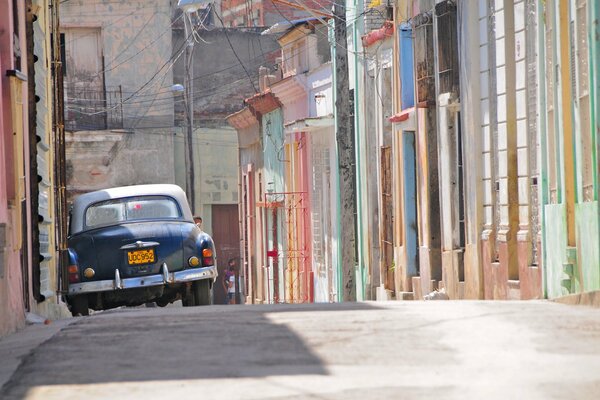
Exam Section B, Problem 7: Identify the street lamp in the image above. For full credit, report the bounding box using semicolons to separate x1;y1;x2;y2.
177;0;212;213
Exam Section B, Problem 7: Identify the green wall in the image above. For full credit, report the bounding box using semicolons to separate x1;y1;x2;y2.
575;201;600;292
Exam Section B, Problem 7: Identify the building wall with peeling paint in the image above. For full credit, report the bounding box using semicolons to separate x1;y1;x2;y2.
540;0;599;298
61;0;176;200
171;26;279;238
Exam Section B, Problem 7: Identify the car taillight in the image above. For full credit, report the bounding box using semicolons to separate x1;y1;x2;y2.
202;248;214;266
68;265;80;283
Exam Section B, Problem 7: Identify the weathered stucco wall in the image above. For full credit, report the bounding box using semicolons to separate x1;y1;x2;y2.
0;0;27;336
65;130;175;202
62;0;177;199
61;0;175;129
172;27;280;126
191;127;239;236
575;202;600;292
544;204;568;298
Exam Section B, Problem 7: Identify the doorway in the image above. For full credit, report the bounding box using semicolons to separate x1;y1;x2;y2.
211;204;241;304
403;131;419;278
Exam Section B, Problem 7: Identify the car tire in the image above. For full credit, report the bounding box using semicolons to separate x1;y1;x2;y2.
192;280;212;306
182;291;194;307
70;295;89;317
155;298;170;307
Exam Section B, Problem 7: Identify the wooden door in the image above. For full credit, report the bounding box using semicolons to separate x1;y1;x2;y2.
211;204;241;304
381;146;394;292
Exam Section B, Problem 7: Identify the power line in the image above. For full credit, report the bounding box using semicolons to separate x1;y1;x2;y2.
64;2;386;117
66;13;183;85
64;40;330;118
214;10;259;93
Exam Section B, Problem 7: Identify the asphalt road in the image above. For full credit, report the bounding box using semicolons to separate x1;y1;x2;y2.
1;300;599;400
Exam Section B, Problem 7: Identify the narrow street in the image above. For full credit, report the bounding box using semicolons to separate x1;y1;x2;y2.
1;301;599;400
1;3;599;400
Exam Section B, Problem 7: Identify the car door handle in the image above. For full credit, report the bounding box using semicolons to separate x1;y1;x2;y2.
120;241;160;250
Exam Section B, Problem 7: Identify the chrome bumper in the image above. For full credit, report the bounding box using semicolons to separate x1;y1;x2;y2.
68;264;217;295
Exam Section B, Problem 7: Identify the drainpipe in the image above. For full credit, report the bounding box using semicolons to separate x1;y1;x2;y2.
352;0;367;301
537;0;549;298
330;20;344;302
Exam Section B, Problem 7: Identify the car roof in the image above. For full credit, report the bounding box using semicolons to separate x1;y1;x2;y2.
70;184;194;235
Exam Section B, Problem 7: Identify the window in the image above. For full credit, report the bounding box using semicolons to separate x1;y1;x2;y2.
85;196;181;228
12;0;22;70
414;12;435;103
435;0;459;95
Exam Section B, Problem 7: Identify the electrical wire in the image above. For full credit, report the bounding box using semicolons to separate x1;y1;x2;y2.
130;43;187;128
271;0;386;59
63;21;330;98
65;38;327;115
66;13;184;85
214;10;259;93
66;28;193;117
64;1;389;117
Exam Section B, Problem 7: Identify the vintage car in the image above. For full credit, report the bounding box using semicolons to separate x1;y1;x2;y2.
66;184;217;316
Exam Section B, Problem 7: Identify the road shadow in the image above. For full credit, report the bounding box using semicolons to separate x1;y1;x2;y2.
0;302;381;399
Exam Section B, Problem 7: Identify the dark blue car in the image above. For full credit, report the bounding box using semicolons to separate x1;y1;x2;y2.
66;184;217;316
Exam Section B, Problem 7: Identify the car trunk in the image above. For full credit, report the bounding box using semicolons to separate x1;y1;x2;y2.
72;222;195;281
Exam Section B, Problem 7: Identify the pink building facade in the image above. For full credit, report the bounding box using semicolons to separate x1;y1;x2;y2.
1;0;69;337
1;0;31;335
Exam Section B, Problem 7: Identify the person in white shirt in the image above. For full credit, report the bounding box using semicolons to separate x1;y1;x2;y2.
224;260;236;304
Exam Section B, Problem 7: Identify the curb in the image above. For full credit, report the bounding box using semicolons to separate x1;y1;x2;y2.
551;290;600;308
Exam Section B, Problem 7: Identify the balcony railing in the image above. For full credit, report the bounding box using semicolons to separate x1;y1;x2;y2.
64;85;124;131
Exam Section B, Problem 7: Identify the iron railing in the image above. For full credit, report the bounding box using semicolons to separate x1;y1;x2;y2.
64;85;123;131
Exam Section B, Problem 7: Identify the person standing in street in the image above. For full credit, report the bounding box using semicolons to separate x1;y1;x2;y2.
193;216;203;231
222;259;236;304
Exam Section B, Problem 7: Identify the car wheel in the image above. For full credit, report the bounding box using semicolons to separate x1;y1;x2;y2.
155;298;169;307
192;280;212;306
70;295;89;317
182;292;194;307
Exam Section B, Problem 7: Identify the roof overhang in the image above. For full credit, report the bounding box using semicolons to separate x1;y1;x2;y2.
390;107;417;131
285;115;334;134
262;17;325;37
245;90;281;115
226;107;259;130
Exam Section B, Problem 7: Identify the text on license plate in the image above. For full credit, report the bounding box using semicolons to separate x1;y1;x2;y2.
128;249;155;265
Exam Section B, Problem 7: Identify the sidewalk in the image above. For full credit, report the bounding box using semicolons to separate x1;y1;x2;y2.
0;316;75;390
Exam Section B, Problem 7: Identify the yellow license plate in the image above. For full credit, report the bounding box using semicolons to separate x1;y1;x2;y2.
127;249;155;265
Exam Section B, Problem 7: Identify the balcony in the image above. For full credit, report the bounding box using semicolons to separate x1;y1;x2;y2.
64;85;124;131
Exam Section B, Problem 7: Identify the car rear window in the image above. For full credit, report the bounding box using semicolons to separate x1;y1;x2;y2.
85;196;181;228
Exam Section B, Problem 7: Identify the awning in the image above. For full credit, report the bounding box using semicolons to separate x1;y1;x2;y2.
261;17;321;35
285;115;334;134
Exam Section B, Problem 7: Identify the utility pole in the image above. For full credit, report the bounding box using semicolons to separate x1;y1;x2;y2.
184;36;196;213
333;3;357;301
178;0;204;213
